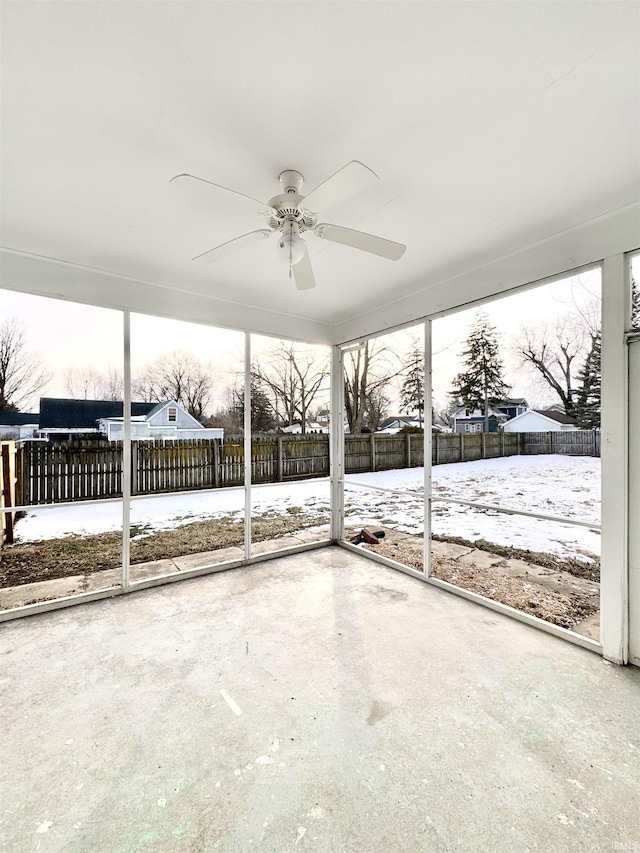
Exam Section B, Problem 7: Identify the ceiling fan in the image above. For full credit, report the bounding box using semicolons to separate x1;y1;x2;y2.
170;161;406;290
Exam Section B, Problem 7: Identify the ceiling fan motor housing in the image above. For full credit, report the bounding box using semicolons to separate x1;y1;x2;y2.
267;192;317;233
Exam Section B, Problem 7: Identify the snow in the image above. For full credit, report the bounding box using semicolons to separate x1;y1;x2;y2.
13;455;600;563
345;455;600;561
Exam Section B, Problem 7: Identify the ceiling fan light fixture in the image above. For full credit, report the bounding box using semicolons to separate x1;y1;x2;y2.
277;220;306;265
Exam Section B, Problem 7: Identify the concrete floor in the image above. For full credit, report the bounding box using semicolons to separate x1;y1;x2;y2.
1;547;638;852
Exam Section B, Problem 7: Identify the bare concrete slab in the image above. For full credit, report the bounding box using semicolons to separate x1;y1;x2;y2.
431;539;477;559
1;547;637;852
129;558;179;581
172;546;243;570
457;547;505;569
0;570;122;610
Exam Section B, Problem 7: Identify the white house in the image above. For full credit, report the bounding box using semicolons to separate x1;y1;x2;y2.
0;412;40;440
37;398;223;441
502;409;580;433
280;421;328;435
99;401;223;441
377;416;423;434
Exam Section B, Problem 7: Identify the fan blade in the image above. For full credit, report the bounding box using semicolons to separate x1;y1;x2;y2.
315;223;406;261
192;230;272;264
292;248;316;290
302;161;379;214
170;173;275;216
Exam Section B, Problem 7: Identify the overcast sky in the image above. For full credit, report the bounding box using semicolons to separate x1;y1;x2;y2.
1;267;602;414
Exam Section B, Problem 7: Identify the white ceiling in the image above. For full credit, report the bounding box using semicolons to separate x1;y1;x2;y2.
1;1;639;340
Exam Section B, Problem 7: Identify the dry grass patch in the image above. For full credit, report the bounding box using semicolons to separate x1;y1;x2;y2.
1;510;328;587
355;532;599;631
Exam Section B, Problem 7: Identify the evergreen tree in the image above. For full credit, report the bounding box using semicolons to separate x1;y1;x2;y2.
450;311;510;431
400;347;425;426
574;331;601;429
234;370;276;432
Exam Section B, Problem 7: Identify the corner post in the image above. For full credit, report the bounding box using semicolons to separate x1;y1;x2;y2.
122;310;131;590
424;320;432;577
600;255;629;664
244;332;252;560
330;345;344;541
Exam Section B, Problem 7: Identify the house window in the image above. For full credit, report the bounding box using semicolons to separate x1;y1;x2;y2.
168;407;177;422
464;424;471;432
474;423;482;433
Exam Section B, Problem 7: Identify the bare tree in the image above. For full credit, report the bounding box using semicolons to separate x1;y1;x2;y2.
433;397;458;429
343;339;401;434
516;298;600;420
0;318;51;412
132;350;216;421
364;386;391;432
253;343;329;433
64;365;123;400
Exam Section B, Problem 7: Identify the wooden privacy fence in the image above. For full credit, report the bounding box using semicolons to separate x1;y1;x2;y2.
518;429;601;456
1;441;17;544
12;430;601;507
16;436;332;506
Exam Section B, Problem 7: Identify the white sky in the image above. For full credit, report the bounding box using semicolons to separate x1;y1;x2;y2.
0;266;604;414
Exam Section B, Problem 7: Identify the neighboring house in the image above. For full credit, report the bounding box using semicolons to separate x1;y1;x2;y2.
280;421;328;434
0;411;40;440
37;398;223;441
452;407;506;434
377;416;422;434
495;398;529;420
452;398;529;434
502;409;580;432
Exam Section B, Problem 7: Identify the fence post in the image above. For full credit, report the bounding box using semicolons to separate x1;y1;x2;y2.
1;444;14;544
460;433;464;462
24;443;31;505
548;432;553;454
435;431;440;465
130;441;138;495
213;440;221;488
277;436;284;481
405;433;411;468
518;433;524;455
481;432;486;459
370;433;377;472
15;444;23;507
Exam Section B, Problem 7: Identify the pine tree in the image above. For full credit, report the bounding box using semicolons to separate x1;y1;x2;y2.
574;331;601;429
234;370;276;432
450;311;510;431
400;347;425;426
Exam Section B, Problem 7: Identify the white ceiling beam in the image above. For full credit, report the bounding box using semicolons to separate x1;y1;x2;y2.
0;249;334;345
333;204;640;344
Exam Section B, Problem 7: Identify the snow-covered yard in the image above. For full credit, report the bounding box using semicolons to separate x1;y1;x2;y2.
346;454;600;562
13;455;600;563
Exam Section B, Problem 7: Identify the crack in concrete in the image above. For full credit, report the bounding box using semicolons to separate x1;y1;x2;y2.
453;548;477;561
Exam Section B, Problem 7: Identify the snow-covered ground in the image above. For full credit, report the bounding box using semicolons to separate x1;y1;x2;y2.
13;455;600;562
346;454;600;561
